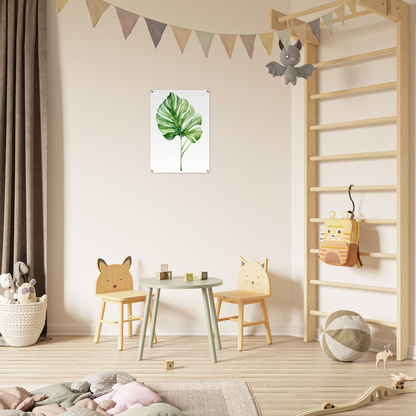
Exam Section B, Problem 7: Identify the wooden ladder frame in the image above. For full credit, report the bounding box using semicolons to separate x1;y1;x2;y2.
269;0;410;360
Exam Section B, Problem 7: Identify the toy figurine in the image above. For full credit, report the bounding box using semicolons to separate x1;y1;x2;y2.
376;344;393;369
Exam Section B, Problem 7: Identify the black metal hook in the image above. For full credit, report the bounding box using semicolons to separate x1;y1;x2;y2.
348;184;355;218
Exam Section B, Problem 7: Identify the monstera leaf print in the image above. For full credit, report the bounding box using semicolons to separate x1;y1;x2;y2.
156;92;203;171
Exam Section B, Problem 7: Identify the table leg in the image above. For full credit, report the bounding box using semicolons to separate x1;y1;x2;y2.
202;287;217;363
137;287;153;361
208;287;221;350
148;288;160;348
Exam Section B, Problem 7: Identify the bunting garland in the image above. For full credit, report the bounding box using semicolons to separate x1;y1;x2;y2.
116;7;139;39
55;0;359;59
322;11;333;34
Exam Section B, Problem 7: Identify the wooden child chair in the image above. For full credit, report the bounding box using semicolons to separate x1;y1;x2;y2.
94;256;157;351
214;257;272;351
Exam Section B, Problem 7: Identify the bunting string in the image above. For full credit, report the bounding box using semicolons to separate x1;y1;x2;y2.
56;0;357;58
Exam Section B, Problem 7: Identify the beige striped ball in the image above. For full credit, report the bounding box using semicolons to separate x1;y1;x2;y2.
319;310;371;362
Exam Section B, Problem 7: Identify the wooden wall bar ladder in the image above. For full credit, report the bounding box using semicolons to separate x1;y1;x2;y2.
302;1;410;361
270;0;410;361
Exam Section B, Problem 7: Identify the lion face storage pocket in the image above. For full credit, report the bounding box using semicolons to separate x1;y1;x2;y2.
319;211;363;268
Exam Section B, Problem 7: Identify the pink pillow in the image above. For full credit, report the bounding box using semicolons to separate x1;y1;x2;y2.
94;382;161;415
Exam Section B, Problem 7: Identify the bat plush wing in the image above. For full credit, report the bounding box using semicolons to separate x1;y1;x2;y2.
266;61;286;78
296;64;316;80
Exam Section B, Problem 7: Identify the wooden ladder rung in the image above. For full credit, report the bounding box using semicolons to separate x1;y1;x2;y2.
314;47;397;69
310;116;397;131
310;218;397;225
309;279;397;294
310;150;397;162
309;310;397;328
310;185;396;192
310;82;397;100
310;248;397;259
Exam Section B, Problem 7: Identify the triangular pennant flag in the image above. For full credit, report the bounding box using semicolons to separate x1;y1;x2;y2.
293;24;307;45
171;26;192;54
334;4;346;25
145;18;167;48
55;0;69;13
220;34;237;59
259;33;274;56
196;31;215;58
86;0;110;28
322;11;333;34
277;28;290;51
240;34;256;59
116;7;139;39
308;18;320;42
347;0;357;17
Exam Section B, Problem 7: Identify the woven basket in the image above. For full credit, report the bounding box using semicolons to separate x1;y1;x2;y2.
0;301;47;347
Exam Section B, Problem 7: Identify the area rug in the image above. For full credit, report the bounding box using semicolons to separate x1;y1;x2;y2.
2;382;261;416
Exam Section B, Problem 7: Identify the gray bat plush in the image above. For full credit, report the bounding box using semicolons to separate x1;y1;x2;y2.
266;39;316;86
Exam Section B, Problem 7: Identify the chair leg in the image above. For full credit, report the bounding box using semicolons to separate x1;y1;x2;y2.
148;305;157;344
238;302;244;351
118;303;124;351
127;303;133;337
94;299;106;343
260;299;272;345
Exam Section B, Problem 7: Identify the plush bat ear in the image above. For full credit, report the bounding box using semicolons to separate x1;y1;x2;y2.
279;39;284;50
295;39;302;51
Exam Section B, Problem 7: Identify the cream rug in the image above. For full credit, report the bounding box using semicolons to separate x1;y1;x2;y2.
3;382;261;416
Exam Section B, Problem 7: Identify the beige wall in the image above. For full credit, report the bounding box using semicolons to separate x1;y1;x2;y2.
291;0;416;358
47;0;294;336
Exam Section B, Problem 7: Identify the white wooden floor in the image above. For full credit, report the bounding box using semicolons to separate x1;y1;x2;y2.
1;335;415;415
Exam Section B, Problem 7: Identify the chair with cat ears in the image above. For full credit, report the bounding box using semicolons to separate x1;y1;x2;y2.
94;256;157;350
213;257;272;351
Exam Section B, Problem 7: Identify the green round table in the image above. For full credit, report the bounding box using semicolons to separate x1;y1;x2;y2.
136;276;223;363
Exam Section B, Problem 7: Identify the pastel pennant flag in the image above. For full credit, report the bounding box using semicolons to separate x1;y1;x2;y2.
145;18;167;48
308;18;320;42
116;7;139;39
86;0;110;28
220;34;237;59
277;28;290;51
55;0;69;13
334;4;346;25
322;11;333;34
259;33;274;56
171;26;192;54
240;34;256;59
196;31;215;58
347;0;357;17
293;24;307;45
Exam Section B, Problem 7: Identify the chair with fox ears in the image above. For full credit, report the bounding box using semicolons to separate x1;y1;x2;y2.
94;256;156;351
213;257;272;351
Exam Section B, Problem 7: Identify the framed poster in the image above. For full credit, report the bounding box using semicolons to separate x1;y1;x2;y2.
150;90;210;173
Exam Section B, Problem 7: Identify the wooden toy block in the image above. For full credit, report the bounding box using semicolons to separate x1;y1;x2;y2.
198;271;208;280
164;360;174;370
184;273;193;282
156;271;168;280
161;264;168;272
166;271;172;279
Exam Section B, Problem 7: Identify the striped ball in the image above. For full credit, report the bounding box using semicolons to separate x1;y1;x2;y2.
319;310;371;362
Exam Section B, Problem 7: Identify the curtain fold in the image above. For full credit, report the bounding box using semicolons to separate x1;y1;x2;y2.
0;0;47;298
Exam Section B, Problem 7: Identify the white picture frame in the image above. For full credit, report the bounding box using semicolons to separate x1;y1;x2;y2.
150;89;210;173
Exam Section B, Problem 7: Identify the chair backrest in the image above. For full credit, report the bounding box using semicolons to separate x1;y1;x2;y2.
95;256;133;295
237;257;271;295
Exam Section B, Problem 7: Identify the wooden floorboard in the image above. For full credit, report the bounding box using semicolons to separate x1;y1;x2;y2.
0;335;415;415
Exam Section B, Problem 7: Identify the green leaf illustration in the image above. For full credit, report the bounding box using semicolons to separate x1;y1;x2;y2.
156;92;203;171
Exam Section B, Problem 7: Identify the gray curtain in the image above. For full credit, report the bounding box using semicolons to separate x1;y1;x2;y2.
0;0;47;298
